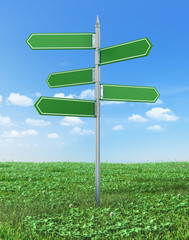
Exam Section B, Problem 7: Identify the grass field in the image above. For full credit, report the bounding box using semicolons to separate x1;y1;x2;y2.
0;161;188;239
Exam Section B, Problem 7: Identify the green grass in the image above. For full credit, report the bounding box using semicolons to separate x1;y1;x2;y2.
0;161;188;239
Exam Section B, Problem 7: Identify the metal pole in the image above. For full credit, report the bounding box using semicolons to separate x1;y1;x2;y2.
95;15;101;207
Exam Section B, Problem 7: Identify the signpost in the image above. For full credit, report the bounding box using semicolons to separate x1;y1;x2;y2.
47;68;94;88
26;33;95;50
34;97;95;117
94;16;101;207
101;84;160;103
27;16;159;207
100;38;152;65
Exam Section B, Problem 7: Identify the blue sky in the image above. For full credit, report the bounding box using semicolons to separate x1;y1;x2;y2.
0;0;189;163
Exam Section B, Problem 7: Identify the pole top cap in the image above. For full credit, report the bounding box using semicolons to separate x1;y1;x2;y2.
96;15;100;27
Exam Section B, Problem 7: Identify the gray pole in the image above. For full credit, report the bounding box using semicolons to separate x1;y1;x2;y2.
95;15;101;207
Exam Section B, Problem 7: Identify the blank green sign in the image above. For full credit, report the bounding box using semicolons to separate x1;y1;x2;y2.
100;38;153;65
26;33;94;49
35;97;95;117
47;68;94;88
101;84;160;103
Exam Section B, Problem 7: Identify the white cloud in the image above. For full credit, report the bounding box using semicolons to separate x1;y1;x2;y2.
101;101;125;105
147;125;164;131
112;125;124;131
71;127;94;135
35;92;41;97
0;95;2;103
7;93;33;106
54;93;75;98
21;129;38;136
2;129;38;138
128;114;148;122
146;99;163;105
79;89;94;100
47;133;59;139
60;116;83;126
18;143;30;147
54;89;95;100
3;130;21;138
0;115;13;126
26;118;51;126
145;107;179;121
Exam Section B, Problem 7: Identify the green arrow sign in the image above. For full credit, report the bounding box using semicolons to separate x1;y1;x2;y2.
47;67;94;88
101;84;160;103
100;38;152;65
35;97;95;117
26;33;95;50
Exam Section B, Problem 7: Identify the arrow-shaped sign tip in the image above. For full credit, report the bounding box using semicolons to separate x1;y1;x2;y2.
145;37;153;56
34;97;43;115
46;73;53;88
154;87;160;102
26;34;34;50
